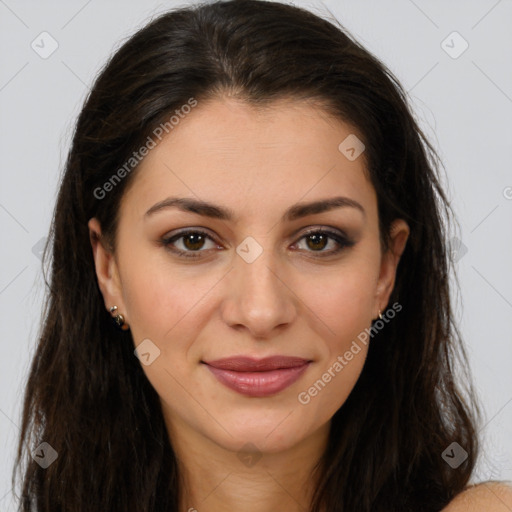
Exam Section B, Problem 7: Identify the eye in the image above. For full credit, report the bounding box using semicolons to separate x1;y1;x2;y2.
160;227;354;259
292;228;354;257
161;229;221;258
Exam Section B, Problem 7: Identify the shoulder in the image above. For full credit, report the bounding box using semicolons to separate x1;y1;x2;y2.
441;482;512;511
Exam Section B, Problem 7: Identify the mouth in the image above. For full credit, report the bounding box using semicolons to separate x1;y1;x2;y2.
202;356;312;397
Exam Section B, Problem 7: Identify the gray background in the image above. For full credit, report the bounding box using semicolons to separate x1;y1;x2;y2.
1;0;511;508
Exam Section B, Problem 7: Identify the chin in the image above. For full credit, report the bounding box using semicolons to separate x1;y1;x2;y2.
201;407;322;455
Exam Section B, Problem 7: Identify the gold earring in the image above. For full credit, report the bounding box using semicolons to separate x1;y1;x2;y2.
378;310;383;320
109;306;130;331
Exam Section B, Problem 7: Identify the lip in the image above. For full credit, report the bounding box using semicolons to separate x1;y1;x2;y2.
203;356;311;397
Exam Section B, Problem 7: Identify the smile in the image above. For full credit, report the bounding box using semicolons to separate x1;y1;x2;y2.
202;356;312;397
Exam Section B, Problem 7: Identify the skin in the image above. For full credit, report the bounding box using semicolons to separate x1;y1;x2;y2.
89;96;413;511
442;482;512;511
88;97;512;511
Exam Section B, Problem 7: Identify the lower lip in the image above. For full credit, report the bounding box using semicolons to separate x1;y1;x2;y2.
205;363;310;397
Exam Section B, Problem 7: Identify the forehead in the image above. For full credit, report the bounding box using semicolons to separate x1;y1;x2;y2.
120;97;377;225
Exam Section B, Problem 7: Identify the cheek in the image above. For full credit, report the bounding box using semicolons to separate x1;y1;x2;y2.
121;260;207;346
301;346;368;427
119;253;234;389
296;275;373;423
119;258;209;416
304;262;379;344
293;259;377;416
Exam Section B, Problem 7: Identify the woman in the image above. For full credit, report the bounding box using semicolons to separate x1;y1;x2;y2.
12;0;512;510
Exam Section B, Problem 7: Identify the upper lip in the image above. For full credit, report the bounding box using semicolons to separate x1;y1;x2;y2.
203;356;311;372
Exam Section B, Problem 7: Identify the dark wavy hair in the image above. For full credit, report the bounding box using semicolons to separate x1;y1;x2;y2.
13;0;480;510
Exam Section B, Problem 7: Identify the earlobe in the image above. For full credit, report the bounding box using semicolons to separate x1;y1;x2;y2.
87;218;125;316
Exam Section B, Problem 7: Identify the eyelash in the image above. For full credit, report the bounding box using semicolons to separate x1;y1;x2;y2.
160;228;355;259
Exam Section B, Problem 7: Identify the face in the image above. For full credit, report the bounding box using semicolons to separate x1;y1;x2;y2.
89;97;409;456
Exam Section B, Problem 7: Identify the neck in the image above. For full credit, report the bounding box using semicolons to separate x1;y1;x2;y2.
167;419;330;512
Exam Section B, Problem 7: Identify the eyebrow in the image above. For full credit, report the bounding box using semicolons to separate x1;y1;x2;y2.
144;195;365;222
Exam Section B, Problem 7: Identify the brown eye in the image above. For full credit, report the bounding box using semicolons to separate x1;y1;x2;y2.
161;229;219;258
305;233;329;251
181;232;207;251
293;229;354;257
161;227;354;260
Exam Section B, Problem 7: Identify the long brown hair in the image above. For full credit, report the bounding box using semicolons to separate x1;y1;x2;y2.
13;1;480;510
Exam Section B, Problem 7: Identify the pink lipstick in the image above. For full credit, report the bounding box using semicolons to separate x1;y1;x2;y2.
203;356;311;397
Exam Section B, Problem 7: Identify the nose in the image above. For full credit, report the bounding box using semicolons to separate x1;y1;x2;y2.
220;245;296;339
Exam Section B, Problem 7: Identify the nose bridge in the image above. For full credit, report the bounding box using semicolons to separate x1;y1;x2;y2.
223;236;295;334
239;246;280;297
236;239;284;306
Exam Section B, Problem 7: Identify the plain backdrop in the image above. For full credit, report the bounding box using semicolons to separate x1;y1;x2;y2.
1;0;511;508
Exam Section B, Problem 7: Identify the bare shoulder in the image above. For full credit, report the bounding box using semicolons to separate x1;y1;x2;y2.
442;482;512;511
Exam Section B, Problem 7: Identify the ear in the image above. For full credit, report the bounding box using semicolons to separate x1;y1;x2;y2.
88;217;127;320
373;218;409;317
